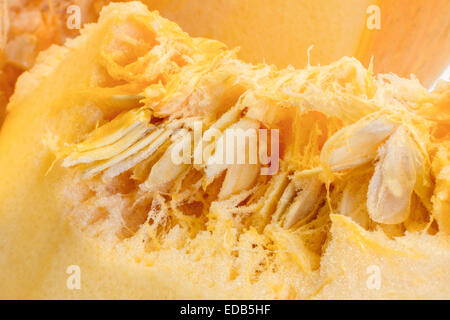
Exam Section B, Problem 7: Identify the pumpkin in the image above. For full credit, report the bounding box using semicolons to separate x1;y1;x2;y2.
143;0;450;86
1;0;449;123
0;1;449;299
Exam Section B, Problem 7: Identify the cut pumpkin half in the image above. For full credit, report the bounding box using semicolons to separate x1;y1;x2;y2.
0;2;449;299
